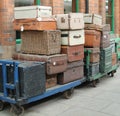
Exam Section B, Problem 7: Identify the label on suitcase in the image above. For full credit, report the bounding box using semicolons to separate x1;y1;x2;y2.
85;48;100;63
85;30;101;47
58;64;84;84
84;14;102;26
14;5;52;19
13;53;67;75
61;30;85;46
21;30;61;55
61;45;84;62
55;13;84;30
13;18;57;31
46;75;57;89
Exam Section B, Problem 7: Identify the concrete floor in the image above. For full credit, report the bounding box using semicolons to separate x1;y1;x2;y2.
1;65;120;116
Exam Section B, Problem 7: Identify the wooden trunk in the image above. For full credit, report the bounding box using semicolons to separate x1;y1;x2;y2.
61;45;84;62
85;48;100;63
85;30;101;48
57;61;84;84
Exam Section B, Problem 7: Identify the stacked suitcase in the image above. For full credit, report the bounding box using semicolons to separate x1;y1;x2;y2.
110;35;118;67
84;14;101;77
100;25;112;73
13;5;68;89
55;13;85;84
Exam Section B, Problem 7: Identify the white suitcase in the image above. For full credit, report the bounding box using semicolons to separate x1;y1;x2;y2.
55;13;84;30
14;5;52;19
84;14;102;26
61;30;85;46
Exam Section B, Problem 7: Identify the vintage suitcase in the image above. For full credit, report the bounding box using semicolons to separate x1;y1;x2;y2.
85;48;100;63
14;6;52;19
85;30;101;47
21;30;61;55
110;39;115;53
84;14;102;26
55;13;84;30
101;31;110;48
85;24;102;31
61;30;85;46
46;75;57;89
112;53;117;66
0;61;46;98
57;61;84;84
61;45;84;62
13;18;57;31
13;53;67;75
100;47;112;73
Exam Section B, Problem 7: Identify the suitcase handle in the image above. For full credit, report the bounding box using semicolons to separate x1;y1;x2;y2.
73;35;81;39
73;52;80;56
48;60;64;66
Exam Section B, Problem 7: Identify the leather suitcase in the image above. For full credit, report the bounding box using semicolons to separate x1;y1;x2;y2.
0;61;46;98
57;61;84;84
13;53;67;75
101;31;110;48
85;30;101;48
14;6;52;19
85;48;100;63
84;14;102;26
46;75;57;89
55;13;84;30
61;30;85;46
21;30;61;55
13;18;57;31
112;53;117;66
61;45;84;62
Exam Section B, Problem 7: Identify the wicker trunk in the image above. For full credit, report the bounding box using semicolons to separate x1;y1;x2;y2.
21;30;61;55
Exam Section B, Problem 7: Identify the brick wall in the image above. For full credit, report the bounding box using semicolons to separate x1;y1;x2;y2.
40;0;64;14
99;0;106;24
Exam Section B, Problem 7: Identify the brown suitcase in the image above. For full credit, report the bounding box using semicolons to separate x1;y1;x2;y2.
85;30;101;48
46;75;57;89
21;30;61;55
57;61;84;84
101;31;110;48
13;18;57;31
61;45;84;62
85;48;100;63
13;53;67;75
112;53;117;66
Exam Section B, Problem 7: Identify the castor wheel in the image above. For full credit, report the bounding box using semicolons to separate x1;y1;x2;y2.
10;104;24;116
0;101;4;111
63;88;74;99
111;71;114;77
91;80;96;87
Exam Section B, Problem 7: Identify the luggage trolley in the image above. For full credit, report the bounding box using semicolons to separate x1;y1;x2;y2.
0;60;84;116
84;49;119;87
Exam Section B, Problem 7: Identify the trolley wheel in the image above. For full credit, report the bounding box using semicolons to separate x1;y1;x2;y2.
63;88;74;99
91;80;96;87
0;101;4;111
111;71;114;77
10;104;24;116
